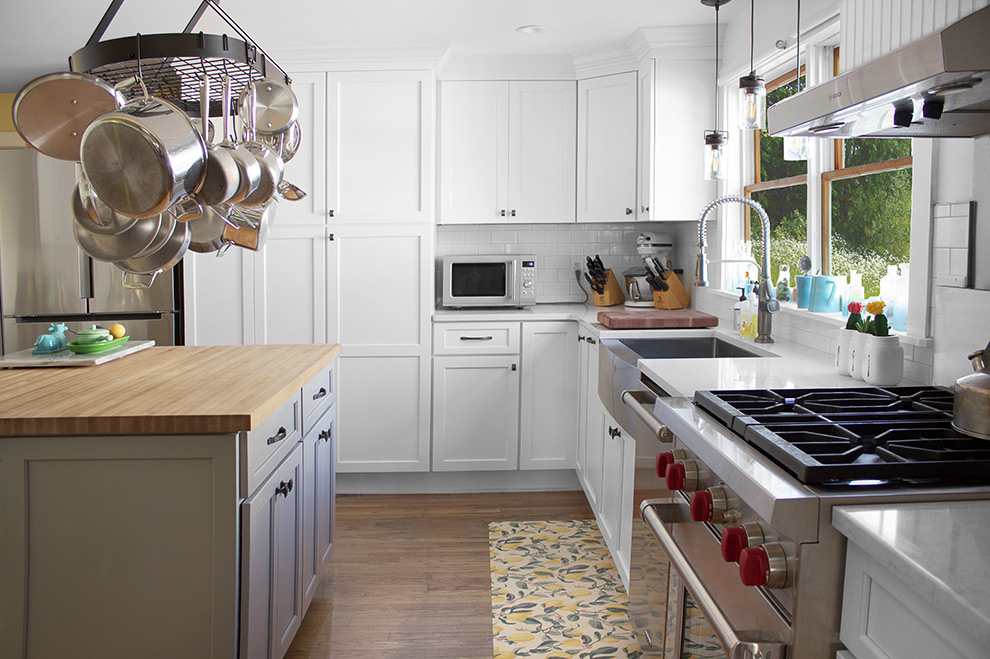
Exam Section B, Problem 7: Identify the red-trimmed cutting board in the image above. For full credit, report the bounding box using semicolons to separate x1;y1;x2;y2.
597;309;719;329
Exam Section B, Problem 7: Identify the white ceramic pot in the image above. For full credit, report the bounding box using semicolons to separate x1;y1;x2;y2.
863;334;904;386
835;328;856;376
848;331;867;381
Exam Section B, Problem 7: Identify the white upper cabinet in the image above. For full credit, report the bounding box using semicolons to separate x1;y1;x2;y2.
278;72;327;225
440;81;576;224
326;71;435;224
637;60;655;222
576;71;638;223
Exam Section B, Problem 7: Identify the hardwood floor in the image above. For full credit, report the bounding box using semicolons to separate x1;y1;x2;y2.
286;490;594;659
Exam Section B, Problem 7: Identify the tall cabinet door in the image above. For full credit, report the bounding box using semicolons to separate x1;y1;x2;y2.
576;72;638;223
519;321;578;470
254;225;327;345
328;225;432;472
326;71;435;223
278;71;327;225
508;82;576;224
637;60;655;222
433;355;520;471
439;81;509;224
183;248;255;346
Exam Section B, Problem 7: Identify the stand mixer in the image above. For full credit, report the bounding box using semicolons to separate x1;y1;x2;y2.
624;233;673;307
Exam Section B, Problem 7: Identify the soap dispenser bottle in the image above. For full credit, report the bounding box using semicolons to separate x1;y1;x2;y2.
741;283;759;338
733;287;746;332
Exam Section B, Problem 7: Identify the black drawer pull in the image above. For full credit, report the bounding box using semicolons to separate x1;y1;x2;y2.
318;428;331;443
275;480;288;498
313;387;328;400
266;426;288;445
460;336;493;341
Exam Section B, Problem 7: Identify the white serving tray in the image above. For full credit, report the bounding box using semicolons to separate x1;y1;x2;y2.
0;340;156;368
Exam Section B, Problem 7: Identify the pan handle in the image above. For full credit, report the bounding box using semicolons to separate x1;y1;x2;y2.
122;269;161;290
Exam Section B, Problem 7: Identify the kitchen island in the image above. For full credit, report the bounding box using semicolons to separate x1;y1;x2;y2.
0;344;341;659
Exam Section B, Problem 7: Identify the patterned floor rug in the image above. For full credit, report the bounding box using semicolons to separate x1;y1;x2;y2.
490;520;643;659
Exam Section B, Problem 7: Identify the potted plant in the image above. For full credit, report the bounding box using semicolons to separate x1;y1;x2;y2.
836;302;862;376
859;300;904;385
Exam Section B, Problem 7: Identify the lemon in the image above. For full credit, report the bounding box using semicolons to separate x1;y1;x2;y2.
108;324;126;339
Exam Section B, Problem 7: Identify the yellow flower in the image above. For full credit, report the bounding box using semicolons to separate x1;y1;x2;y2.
508;632;535;642
562;638;583;646
865;300;886;315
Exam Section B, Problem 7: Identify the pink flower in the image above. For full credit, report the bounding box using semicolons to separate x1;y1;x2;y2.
847;301;865;314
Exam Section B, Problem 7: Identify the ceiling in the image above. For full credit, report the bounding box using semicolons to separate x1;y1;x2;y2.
1;0;744;91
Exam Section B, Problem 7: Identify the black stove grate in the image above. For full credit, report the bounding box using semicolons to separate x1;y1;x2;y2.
694;386;989;484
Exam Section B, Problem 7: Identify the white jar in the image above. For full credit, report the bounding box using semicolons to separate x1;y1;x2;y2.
863;335;904;386
836;328;857;376
848;331;867;381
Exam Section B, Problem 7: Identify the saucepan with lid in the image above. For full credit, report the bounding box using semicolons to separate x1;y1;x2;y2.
953;339;990;439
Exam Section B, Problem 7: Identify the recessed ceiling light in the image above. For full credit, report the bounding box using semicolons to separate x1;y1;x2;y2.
516;25;549;35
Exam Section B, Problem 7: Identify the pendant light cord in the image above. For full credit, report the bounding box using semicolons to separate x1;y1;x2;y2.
750;0;755;75
795;0;801;91
714;3;721;128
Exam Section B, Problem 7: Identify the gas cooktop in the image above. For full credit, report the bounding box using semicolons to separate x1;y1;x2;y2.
694;386;990;485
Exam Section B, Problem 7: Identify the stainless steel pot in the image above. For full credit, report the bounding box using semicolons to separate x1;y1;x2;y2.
240;141;284;207
73;179;138;236
260;120;301;162
196;75;241;206
219;75;262;205
953;340;990;440
115;219;191;289
188;205;233;254
80;94;207;219
72;212;163;262
220;200;276;252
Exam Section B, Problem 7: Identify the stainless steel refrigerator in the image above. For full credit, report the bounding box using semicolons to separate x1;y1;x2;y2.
0;149;182;355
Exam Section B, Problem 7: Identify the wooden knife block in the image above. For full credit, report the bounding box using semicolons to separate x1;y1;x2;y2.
593;269;626;307
653;271;691;309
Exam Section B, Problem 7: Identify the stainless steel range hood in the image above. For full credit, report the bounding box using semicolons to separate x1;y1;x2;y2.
768;6;990;138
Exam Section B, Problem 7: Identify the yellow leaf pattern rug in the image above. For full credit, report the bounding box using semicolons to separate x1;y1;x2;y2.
490;520;643;659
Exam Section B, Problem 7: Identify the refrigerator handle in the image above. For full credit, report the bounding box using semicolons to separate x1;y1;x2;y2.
79;250;93;300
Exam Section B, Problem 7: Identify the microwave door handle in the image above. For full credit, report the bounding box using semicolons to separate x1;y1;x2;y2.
507;261;515;300
640;500;788;659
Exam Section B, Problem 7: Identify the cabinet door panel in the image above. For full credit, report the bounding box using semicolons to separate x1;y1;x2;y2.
433;355;520;471
315;414;335;567
519;321;577;469
327;72;434;223
184;247;254;346
637;61;654;222
303;407;335;612
576;72;637;223
439;81;508;224
584;405;605;510
336;355;430;471
508;82;576;223
255;226;326;345
279;71;326;223
271;450;304;659
599;416;625;547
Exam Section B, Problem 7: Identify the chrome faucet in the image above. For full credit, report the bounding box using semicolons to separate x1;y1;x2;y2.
695;195;779;344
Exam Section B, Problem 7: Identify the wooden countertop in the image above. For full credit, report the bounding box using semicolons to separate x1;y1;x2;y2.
0;344;341;437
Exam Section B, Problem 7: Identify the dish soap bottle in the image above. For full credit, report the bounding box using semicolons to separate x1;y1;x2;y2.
740;284;759;338
733;287;746;332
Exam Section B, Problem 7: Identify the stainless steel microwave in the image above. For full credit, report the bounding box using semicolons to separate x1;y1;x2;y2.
441;254;537;308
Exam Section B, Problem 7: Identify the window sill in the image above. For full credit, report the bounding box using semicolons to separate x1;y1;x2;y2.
696;288;933;349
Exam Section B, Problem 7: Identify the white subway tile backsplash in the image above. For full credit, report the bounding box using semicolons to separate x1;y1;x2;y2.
518;230;546;243
490;230;518;243
438;231;465;245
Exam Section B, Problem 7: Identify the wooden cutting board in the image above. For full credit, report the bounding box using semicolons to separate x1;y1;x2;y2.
597;309;719;329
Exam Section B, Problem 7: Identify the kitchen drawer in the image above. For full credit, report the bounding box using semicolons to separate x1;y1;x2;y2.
241;393;302;498
301;360;335;436
433;322;520;355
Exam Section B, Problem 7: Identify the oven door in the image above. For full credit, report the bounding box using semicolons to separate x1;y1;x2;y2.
637;498;790;659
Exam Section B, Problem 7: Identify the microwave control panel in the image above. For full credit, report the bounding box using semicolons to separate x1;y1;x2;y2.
521;259;536;300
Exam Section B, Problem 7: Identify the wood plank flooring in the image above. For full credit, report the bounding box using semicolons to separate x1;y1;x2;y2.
286;491;594;659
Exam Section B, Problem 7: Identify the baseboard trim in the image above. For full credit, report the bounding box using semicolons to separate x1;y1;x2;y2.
337;469;581;495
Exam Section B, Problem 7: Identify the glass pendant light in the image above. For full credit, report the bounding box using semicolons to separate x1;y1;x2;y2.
702;0;731;181
737;0;766;130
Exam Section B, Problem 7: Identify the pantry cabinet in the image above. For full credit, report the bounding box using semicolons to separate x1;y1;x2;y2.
519;321;578;470
576;71;638;223
439;80;576;224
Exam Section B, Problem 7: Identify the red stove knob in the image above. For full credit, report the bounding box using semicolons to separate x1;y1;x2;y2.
690;490;713;521
665;459;700;492
655;449;685;478
721;527;749;562
739;547;770;586
739;542;791;589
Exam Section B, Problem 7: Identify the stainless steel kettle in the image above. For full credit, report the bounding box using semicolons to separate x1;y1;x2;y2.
953;339;990;440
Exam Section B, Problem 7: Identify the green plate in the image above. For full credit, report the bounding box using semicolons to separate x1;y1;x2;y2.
67;336;129;354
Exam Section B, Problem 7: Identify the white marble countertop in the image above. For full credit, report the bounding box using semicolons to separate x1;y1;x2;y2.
832;501;990;648
433;302;922;397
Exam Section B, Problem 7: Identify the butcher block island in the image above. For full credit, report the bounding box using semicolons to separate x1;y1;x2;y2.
0;344;341;659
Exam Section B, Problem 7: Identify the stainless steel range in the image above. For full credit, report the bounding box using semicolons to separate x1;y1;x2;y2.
626;384;990;659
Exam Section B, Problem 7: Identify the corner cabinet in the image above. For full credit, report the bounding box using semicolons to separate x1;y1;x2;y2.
576;72;638;223
439;80;576;224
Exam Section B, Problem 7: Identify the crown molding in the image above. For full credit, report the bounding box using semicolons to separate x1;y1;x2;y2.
629;25;715;61
273;45;450;72
572;45;640;79
439;54;576;81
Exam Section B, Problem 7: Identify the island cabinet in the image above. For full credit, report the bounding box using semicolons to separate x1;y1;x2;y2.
0;344;340;659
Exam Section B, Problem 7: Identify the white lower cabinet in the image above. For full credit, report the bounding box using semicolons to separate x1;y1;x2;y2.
433;355;520;470
519;321;578;469
596;410;635;579
302;406;335;612
578;333;604;509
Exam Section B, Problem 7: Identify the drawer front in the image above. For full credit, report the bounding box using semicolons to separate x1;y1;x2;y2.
242;394;302;498
433;322;520;355
301;360;336;436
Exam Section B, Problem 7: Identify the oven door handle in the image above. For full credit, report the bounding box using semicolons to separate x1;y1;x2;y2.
621;390;673;443
641;499;788;659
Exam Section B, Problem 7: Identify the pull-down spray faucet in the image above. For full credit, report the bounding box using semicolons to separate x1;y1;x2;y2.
695;195;779;344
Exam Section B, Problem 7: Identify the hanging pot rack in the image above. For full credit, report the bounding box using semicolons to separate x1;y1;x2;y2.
68;0;291;118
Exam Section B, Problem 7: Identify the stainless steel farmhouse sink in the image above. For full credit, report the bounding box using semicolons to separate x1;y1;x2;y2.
615;336;765;360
